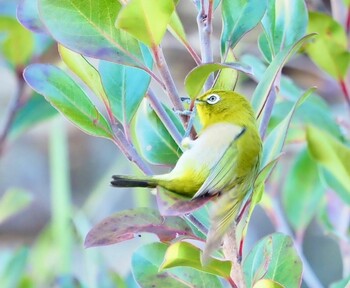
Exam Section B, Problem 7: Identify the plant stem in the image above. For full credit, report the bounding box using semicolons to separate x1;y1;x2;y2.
184;214;208;236
347;7;350;34
152;45;184;113
49;119;73;275
147;89;183;146
197;0;214;90
0;70;26;155
223;226;246;288
259;88;277;139
339;78;350;110
267;196;324;288
183;41;202;65
335;203;350;278
111;125;153;175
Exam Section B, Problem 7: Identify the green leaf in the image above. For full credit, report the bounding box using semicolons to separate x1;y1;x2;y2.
242;54;342;138
116;0;177;47
320;169;350;205
0;188;32;224
9;93;57;139
0;16;34;66
251;34;316;119
253;279;284;288
99;59;151;124
132;100;183;165
0;247;29;288
168;11;187;43
282;149;325;231
23;64;114;139
259;0;308;62
84;208;197;248
261;87;315;168
132;243;222;288
244;233;302;288
221;0;267;53
17;0;46;33
160;241;231;279
58;44;111;110
306;125;350;203
39;0;147;68
213;49;239;91
305;12;350;79
330;275;350;288
184;62;252;99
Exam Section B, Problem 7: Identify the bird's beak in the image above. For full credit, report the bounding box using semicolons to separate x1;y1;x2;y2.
195;99;205;104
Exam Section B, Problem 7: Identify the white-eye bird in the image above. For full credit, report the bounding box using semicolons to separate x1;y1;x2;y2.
111;89;262;262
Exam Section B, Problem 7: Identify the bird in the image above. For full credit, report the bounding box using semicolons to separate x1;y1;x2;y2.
111;89;262;262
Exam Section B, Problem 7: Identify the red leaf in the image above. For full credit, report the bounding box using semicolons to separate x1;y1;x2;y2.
85;207;199;248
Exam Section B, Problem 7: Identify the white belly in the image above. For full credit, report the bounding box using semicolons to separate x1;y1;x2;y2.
169;123;243;177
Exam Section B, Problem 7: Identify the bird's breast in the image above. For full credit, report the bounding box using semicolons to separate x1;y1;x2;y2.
170;123;243;177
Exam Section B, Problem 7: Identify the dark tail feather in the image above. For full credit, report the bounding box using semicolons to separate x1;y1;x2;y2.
111;175;157;188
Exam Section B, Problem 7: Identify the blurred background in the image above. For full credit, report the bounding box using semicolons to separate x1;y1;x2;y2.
0;0;349;287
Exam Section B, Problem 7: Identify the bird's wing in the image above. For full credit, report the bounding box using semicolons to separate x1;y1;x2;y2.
192;126;246;199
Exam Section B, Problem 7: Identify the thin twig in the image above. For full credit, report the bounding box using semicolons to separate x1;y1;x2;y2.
146;89;183;146
0;70;26;155
184;214;208;236
197;0;214;90
334;200;350;277
152;45;184;113
111;125;153;175
183;41;202;65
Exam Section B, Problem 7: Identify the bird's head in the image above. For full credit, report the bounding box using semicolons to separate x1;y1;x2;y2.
195;90;256;128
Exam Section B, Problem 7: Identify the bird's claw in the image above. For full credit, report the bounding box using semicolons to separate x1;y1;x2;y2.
181;137;194;150
173;109;193;116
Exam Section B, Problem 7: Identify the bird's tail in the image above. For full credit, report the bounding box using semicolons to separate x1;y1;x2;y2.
202;190;243;264
111;175;157;188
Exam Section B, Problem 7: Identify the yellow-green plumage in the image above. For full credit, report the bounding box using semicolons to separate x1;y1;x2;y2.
111;89;262;261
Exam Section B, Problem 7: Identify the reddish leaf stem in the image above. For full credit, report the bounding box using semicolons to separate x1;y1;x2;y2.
0;69;27;155
339;78;350;110
183;41;202;65
346;7;350;34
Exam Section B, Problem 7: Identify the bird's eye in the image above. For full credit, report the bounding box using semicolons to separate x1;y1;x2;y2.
206;94;221;104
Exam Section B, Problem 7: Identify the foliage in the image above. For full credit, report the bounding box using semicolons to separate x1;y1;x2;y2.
0;0;349;287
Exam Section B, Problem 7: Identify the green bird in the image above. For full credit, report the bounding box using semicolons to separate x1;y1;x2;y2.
111;89;262;261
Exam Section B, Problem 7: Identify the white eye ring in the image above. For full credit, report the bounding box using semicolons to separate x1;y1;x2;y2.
206;94;221;104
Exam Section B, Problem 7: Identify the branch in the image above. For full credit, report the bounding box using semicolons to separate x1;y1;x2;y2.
265;196;324;288
0;70;27;155
197;0;214;90
146;89;183;146
152;45;184;112
111;125;153;175
223;226;246;288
